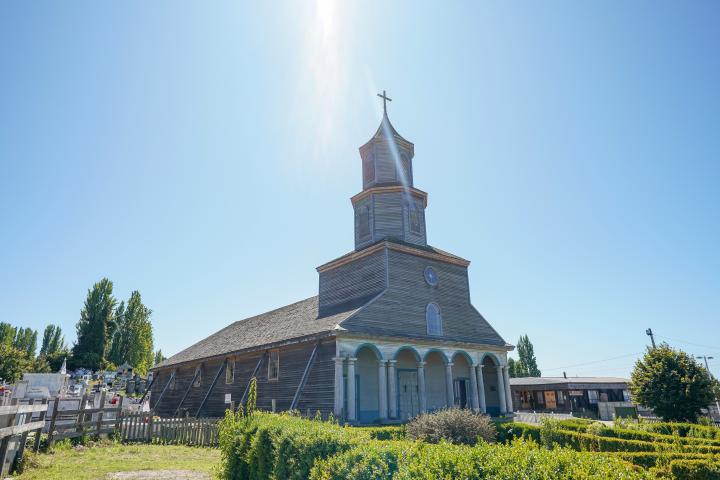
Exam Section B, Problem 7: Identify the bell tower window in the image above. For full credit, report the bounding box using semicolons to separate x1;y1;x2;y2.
356;206;371;240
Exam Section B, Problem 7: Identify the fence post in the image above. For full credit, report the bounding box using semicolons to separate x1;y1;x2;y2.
76;392;89;436
115;396;124;438
47;399;60;447
14;399;35;468
33;399;48;452
0;399;19;475
146;412;154;443
96;391;106;437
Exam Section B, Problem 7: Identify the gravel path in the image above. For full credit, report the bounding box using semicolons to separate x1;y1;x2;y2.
106;471;210;479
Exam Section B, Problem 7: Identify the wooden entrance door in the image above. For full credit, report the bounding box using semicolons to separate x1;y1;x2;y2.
544;391;557;409
398;370;419;420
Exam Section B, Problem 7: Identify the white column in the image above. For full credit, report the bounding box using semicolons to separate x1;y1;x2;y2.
477;364;487;413
346;357;357;422
387;360;397;419
417;361;427;413
333;357;345;418
377;360;388;420
469;364;480;411
503;365;514;413
445;362;455;408
496;365;507;414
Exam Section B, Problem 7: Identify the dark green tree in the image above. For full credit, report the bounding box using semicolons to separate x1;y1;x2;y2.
516;334;541;377
507;357;518;378
0;322;16;347
40;324;66;356
108;291;154;375
13;327;38;359
154;349;166;366
0;343;30;383
630;344;716;422
73;278;117;370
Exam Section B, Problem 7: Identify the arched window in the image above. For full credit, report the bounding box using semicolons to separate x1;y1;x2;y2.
426;303;442;336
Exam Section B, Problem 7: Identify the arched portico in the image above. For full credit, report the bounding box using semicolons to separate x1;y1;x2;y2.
334;339;510;422
424;350;451;411
355;345;383;423
481;355;505;415
394;347;421;420
451;351;473;409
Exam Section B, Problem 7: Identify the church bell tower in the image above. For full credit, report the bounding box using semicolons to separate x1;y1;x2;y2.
352;91;428;250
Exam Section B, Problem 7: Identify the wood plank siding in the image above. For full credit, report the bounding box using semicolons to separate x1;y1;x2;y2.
339;247;505;346
151;338;336;418
318;247;387;316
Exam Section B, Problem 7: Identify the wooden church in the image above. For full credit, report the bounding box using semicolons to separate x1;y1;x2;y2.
150;94;514;423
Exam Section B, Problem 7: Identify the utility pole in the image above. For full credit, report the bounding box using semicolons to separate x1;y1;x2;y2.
696;355;720;419
646;328;656;349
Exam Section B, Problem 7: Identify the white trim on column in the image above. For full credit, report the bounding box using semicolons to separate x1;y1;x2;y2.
347;357;357;422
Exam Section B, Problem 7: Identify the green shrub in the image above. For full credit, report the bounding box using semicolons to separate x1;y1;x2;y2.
496;422;542;444
311;439;648;480
355;425;405;440
667;459;720;479
406;408;496;445
500;422;720;455
622;421;720;440
611;452;719;469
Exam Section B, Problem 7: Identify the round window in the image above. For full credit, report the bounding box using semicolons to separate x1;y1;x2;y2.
424;266;438;286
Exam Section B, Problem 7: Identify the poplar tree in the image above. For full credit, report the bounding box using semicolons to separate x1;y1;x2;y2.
73;278;117;369
40;324;65;356
108;291;154;375
516;335;541;377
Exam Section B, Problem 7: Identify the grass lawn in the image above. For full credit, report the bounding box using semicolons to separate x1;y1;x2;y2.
16;442;220;480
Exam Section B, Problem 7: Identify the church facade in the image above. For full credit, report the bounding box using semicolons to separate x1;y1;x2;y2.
150;101;514;422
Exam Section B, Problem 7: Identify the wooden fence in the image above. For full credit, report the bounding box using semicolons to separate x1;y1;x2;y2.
47;391;124;446
0;394;221;475
0;399;48;476
118;411;220;447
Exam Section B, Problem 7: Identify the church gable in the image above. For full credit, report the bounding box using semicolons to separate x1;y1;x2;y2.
338;247;506;347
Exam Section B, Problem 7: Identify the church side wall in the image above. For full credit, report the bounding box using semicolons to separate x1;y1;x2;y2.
151;337;336;418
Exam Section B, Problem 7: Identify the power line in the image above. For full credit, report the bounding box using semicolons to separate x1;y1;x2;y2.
544;352;644;372
655;335;720;351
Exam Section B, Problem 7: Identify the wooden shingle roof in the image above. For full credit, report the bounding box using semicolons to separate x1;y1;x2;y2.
154;296;358;369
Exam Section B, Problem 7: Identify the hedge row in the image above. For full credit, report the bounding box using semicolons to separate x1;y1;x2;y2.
498;422;720;454
354;425;406;441
610;452;720;469
666;459;720;480
217;412;647;480
555;421;720;447
312;438;648;480
621;421;720;440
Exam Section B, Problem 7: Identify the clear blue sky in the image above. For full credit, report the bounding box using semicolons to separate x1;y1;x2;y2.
2;1;719;378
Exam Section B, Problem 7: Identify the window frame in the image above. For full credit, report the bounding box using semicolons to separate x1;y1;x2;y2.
193;365;202;388
225;359;235;384
426;302;443;336
268;349;280;381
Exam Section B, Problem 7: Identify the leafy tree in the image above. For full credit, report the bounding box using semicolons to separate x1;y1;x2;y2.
154;349;166;366
0;322;16;347
13;327;38;359
107;301;126;366
73;278;117;370
507;357;518;378
39;324;65;356
108;291;154;375
516;334;541;377
630;343;716;422
0;343;30;383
